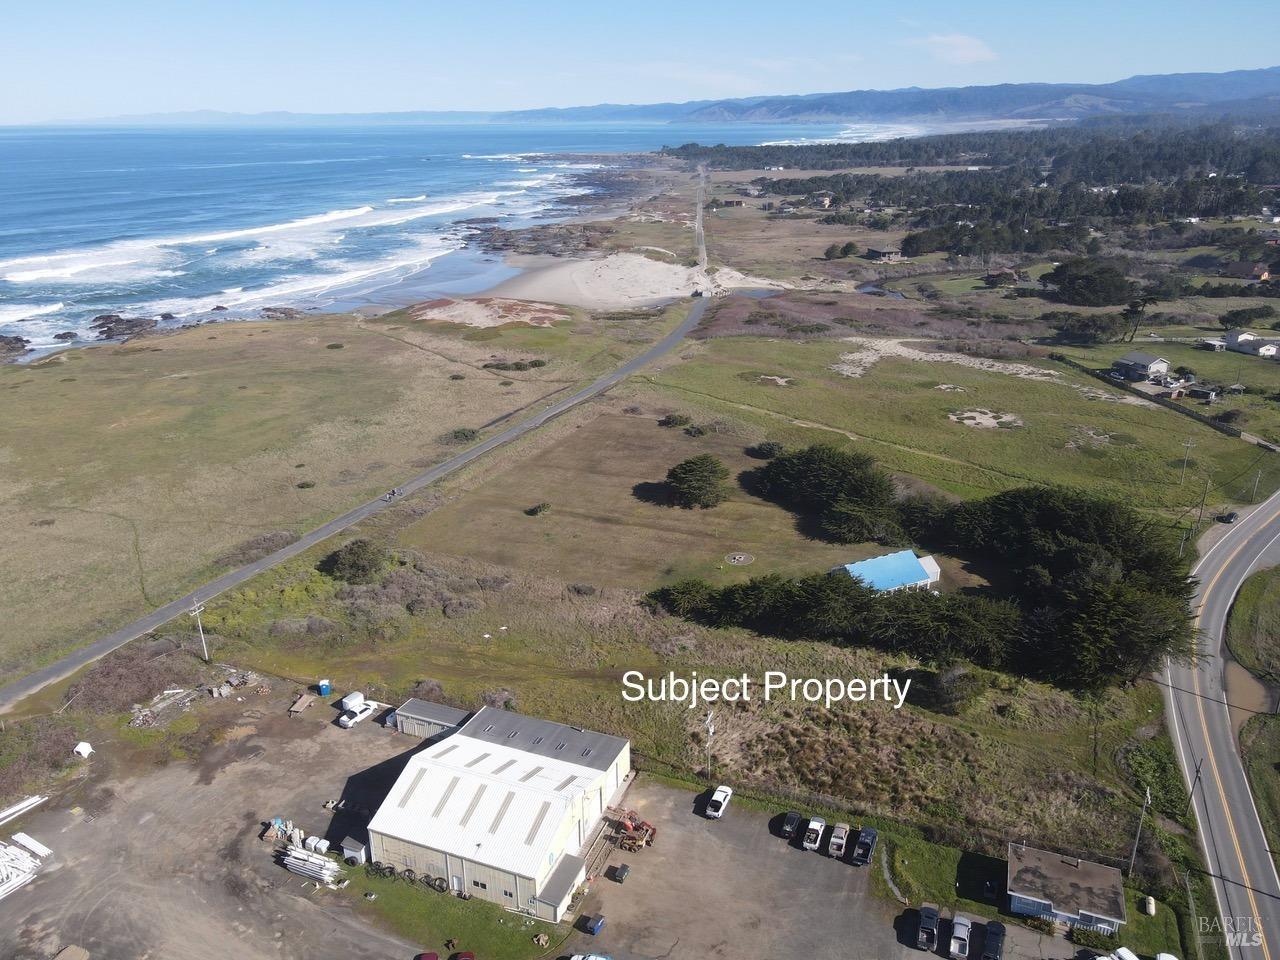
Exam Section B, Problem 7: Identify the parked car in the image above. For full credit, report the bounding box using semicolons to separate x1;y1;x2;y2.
981;920;1005;960
850;826;878;865
949;915;972;960
916;903;940;952
828;822;850;859
802;817;826;852
1219;511;1239;524
706;785;733;819
1113;949;1140;960
338;701;376;728
570;955;614;960
781;810;802;839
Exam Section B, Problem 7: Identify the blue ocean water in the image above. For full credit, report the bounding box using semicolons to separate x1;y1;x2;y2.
0;121;921;350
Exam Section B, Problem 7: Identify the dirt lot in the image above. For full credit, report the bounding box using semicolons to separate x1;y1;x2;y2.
0;692;421;960
564;778;1066;960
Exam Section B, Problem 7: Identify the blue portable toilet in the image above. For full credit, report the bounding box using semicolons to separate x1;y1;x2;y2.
317;678;332;697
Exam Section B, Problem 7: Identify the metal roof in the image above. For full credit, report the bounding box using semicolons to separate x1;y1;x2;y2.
1116;351;1165;366
1006;843;1126;924
536;853;586;908
456;706;628;772
840;550;939;591
395;699;472;728
369;725;618;880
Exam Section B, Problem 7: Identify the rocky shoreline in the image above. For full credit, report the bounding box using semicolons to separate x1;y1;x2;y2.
2;153;671;362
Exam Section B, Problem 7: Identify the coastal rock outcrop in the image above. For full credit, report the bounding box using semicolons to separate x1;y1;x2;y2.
90;314;159;341
1;335;32;360
260;306;306;321
53;331;79;341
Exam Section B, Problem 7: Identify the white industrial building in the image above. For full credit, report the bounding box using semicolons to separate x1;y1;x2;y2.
368;706;630;922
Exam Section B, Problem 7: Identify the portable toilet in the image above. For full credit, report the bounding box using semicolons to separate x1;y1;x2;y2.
317;679;332;697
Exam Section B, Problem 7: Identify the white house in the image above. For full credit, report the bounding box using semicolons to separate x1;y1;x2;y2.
1007;843;1126;934
1225;330;1279;357
1111;351;1169;381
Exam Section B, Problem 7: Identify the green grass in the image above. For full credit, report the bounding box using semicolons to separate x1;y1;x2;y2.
1240;714;1280;873
1224;567;1280;683
343;868;569;960
647;336;1273;508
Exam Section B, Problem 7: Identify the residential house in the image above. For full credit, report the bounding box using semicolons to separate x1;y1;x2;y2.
865;248;904;264
1199;337;1227;352
1006;843;1126;934
1111;351;1169;381
809;190;835;209
1225;330;1279;357
1220;261;1271;282
719;199;744;208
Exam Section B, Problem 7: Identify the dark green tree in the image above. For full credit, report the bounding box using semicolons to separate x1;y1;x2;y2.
320;538;387;584
665;454;731;509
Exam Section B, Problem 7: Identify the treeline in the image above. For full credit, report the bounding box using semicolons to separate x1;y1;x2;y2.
651;445;1194;691
901;221;1087;258
663;123;1280;184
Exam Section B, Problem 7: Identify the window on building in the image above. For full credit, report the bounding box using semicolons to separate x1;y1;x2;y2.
472;880;488;890
503;890;514;898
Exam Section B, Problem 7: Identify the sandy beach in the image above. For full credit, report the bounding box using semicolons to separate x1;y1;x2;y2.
485;250;784;311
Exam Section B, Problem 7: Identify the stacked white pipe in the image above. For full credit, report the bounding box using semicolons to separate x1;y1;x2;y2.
0;841;41;901
280;845;342;886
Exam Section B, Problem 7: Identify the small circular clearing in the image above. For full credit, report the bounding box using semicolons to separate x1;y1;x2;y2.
725;553;755;565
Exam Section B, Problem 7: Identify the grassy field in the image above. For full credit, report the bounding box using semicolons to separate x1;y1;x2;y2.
1225;567;1280;683
344;869;569;960
643;335;1275;508
1240;714;1280;873
0;305;681;680
398;408;981;591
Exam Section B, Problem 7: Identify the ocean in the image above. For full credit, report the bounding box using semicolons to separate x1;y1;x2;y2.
0;121;925;352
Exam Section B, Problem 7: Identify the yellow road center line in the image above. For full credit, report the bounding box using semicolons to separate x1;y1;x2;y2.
1191;515;1276;960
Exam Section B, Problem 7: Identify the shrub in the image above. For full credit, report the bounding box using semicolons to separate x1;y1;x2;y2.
449;373;466;380
659;413;692;428
325;342;344;349
295;480;315;489
665;454;731;509
525;502;551;516
684;424;709;437
443;427;479;443
319;538;388;584
1069;927;1116;949
747;440;786;459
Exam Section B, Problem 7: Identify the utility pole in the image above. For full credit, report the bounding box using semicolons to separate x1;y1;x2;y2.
190;602;210;663
1184;756;1204;818
1253;468;1262;502
1128;784;1152;878
1183;869;1202;960
704;710;715;780
1196;476;1210;529
1180;438;1195;484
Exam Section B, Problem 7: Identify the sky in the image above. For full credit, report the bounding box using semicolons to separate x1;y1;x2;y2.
1;0;1277;123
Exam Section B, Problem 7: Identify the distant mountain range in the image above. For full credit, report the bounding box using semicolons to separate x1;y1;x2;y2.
76;65;1280;126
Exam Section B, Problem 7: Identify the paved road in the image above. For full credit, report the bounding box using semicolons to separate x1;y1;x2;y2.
0;170;712;713
1165;495;1280;960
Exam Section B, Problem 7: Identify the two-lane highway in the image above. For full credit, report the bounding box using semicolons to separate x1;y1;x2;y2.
1166;494;1280;959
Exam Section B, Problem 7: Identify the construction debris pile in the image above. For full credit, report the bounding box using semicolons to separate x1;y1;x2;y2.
209;669;268;700
129;687;200;727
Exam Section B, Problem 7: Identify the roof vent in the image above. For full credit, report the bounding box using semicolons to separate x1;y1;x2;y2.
483;724;495;732
555;742;566;750
532;736;544;745
581;748;592;757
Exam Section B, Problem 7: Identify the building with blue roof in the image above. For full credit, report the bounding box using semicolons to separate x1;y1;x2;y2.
836;549;941;592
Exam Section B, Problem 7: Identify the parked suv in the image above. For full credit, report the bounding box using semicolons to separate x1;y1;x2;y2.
851;826;878;865
337;701;376;728
781;811;802;839
981;920;1005;960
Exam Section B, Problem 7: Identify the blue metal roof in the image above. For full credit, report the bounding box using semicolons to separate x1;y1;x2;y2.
841;550;931;591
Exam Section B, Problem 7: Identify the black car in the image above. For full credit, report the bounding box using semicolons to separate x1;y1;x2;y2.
916;903;940;952
850;826;878;865
981;920;1006;960
1219;511;1240;524
781;811;802;839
